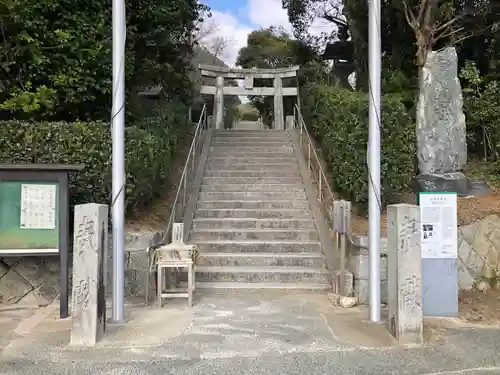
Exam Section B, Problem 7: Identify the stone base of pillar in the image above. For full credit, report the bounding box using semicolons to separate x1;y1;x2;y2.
412;172;489;198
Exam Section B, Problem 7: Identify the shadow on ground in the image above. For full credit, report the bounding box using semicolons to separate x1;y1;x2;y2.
1;291;500;375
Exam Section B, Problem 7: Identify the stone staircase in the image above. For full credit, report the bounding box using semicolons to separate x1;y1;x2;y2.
189;129;330;290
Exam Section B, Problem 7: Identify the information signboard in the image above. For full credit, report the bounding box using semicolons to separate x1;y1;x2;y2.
0;164;83;319
0;181;59;252
419;191;458;317
419;192;458;259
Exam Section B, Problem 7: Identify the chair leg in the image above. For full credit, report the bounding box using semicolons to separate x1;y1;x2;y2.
157;265;162;308
145;269;149;306
192;266;196;291
188;264;193;308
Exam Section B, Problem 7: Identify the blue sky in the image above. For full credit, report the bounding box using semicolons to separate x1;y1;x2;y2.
203;0;252;26
197;0;294;66
197;0;333;67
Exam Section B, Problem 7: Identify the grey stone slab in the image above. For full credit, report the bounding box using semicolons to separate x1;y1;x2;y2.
0;269;33;304
387;204;423;345
202;177;301;184
195;241;322;254
198;192;307;201
190;229;319;242
417;47;467;175
413;172;470;196
195;266;329;284
348;253;388;281
422;258;458;317
197;253;326;268
196;201;310;210
0;262;9;278
204;170;301;177
11;258;49;288
70;203;108;347
192;218;316;230
205;164;298;172
200;185;304;194
353;279;388;304
195;209;312;219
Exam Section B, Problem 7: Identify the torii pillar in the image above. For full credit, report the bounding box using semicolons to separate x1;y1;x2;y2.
214;76;224;130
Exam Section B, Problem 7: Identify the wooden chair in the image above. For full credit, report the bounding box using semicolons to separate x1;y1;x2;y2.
152;242;198;308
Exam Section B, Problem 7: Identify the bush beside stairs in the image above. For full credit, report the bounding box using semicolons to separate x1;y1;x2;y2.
188;129;330;290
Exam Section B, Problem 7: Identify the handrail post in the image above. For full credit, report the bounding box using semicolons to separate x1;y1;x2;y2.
319;173;322;202
308;142;311;173
192;147;196;173
182;172;187;205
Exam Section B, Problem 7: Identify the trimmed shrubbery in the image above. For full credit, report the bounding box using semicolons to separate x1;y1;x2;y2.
0;102;190;212
302;84;415;204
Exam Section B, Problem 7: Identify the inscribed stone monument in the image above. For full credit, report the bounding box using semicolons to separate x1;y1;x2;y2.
387;204;423;345
70;203;108;347
415;47;468;195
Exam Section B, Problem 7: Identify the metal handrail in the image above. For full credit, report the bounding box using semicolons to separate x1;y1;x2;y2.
156;103;208;248
294;104;335;209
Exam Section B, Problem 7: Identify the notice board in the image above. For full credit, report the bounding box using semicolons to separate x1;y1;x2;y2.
0;181;60;251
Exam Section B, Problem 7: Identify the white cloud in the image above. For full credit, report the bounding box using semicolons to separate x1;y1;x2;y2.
198;11;252;67
198;0;336;67
247;0;292;32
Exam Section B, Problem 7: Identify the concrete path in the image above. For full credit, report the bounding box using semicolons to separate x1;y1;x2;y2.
1;291;500;374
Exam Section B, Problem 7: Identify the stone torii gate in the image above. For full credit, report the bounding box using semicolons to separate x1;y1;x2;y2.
198;64;299;130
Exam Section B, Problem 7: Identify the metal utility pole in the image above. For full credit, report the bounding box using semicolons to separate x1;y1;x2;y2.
111;0;126;323
368;0;382;323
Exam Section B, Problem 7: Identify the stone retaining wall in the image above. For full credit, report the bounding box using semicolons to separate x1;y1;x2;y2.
347;214;500;304
347;235;388;304
0;230;159;306
457;215;500;290
4;215;499;305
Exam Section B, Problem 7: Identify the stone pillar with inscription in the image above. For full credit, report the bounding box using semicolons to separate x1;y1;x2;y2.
70;203;108;347
273;75;284;130
387;204;423;345
214;76;224;130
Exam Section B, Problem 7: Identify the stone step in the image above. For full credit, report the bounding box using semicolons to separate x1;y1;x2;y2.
205;164;299;172
200;184;305;193
204;170;301;178
194;240;322;253
209;150;294;157
194;266;329;284
196;200;310;210
198;191;307;201
190;282;329;291
206;158;297;167
214;130;289;135
197;252;326;268
211;140;292;145
202;177;302;185
205;165;299;172
210;151;295;160
192;218;316;230
195;208;311;219
210;146;294;152
191;229;319;241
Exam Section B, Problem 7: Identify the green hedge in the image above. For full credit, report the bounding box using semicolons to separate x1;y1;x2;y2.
0;102;189;212
302;84;415;204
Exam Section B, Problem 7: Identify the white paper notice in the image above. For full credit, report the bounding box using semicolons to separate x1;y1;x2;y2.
419;193;458;259
20;184;57;230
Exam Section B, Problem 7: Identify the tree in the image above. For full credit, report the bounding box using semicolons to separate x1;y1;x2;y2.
282;0;417;90
402;0;495;68
194;10;230;59
0;0;205;121
236;27;318;124
237;27;316;68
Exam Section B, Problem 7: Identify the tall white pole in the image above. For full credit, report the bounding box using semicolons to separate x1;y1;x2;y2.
368;0;382;322
111;0;126;323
